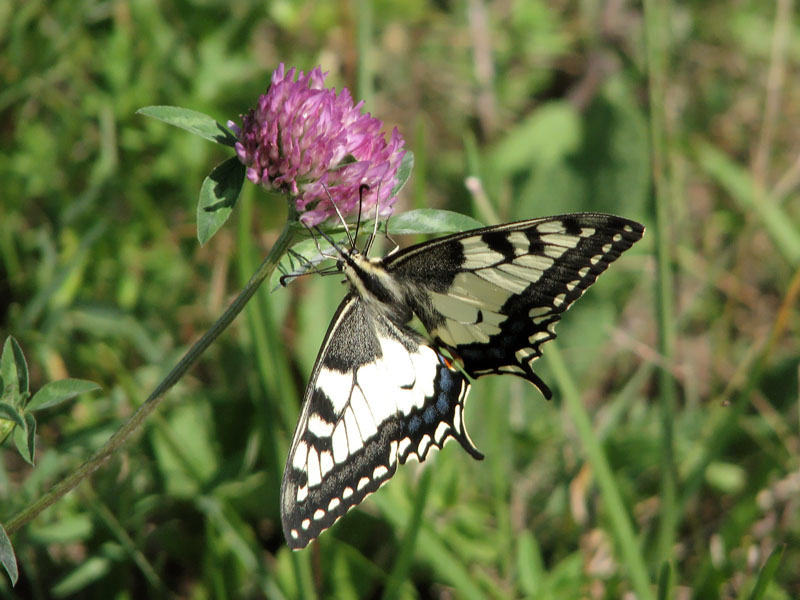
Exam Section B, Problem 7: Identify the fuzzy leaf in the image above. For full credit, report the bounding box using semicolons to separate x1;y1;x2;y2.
1;337;29;403
488;102;580;174
13;412;36;465
0;524;18;586
0;402;24;428
137;105;237;147
27;379;101;412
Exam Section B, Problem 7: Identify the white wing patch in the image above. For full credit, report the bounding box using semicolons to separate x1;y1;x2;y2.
461;245;506;270
307;414;334;438
315;368;354;413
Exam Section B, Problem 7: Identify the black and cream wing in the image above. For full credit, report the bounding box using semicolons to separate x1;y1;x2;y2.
280;294;480;550
385;213;645;398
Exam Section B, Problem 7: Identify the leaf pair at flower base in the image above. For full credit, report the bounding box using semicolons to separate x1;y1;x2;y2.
137;106;244;246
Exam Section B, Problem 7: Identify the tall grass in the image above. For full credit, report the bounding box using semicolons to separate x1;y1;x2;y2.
1;1;797;597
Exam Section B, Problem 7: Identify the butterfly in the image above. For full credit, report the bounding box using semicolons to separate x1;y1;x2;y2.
281;213;644;549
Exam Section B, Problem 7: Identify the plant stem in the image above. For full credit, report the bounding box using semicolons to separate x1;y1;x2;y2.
643;0;679;568
4;221;300;536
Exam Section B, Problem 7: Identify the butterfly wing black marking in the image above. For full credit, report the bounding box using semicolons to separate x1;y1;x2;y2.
384;213;645;398
281;293;479;550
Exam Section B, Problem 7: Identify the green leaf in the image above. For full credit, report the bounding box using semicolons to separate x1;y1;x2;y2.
13;412;36;465
150;402;218;498
513;88;650;220
657;561;673;600
51;556;111;597
1;337;29;403
748;545;784;600
705;461;746;494
517;530;544;596
29;515;94;544
0;419;15;446
27;379;101;412
197;156;246;245
136;105;237;147
488;101;580;174
390;151;415;197
0;402;24;428
387;209;484;235
0;523;18;586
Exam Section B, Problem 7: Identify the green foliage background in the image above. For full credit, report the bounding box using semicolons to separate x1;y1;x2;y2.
2;0;799;598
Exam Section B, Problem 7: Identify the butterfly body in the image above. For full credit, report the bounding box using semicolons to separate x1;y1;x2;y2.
281;213;644;549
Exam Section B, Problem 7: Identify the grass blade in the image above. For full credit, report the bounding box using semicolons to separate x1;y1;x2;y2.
547;342;654;600
748;545;784;600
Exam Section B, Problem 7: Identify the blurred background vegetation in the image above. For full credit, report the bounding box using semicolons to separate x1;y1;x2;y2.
2;0;799;598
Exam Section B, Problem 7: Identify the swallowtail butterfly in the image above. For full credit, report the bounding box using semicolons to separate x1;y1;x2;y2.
281;213;644;549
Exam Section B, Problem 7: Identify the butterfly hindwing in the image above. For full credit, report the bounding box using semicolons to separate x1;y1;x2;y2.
385;213;645;398
281;294;478;550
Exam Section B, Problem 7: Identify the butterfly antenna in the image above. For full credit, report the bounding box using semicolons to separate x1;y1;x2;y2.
363;181;382;256
352;184;368;250
384;222;400;256
322;184;355;248
313;225;345;257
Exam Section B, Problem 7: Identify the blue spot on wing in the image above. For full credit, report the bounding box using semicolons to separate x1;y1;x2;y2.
437;356;456;391
409;415;422;433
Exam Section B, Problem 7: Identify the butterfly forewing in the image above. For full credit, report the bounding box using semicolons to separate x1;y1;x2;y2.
385;214;645;398
281;294;478;550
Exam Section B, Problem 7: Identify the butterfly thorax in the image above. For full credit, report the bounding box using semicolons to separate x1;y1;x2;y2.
340;250;412;323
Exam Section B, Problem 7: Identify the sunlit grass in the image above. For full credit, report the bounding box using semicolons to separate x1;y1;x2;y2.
2;0;798;597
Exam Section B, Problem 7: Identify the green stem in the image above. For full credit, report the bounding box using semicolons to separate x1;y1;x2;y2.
4;221;300;536
355;0;374;107
643;0;679;568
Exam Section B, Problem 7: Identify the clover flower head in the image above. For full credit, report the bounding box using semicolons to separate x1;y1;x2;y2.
230;64;406;227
